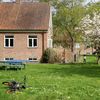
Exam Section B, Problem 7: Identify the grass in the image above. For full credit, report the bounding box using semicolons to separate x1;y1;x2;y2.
0;63;100;100
86;55;97;63
79;55;97;63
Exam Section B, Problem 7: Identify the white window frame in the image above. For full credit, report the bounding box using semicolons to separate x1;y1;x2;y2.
4;58;14;61
4;35;14;48
48;39;53;48
27;35;38;48
28;58;38;61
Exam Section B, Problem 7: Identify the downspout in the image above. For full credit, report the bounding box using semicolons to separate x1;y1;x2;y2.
42;33;44;56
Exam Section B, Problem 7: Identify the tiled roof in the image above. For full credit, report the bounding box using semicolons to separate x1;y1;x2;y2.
0;3;50;30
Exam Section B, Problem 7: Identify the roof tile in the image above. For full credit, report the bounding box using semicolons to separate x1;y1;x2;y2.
0;3;50;30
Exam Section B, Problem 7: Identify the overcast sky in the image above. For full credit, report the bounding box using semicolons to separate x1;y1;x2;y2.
84;0;100;5
86;0;100;3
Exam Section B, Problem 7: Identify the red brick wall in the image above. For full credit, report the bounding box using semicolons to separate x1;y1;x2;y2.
0;32;47;61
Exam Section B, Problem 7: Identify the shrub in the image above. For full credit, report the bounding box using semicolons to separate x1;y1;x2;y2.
41;48;61;63
40;48;50;63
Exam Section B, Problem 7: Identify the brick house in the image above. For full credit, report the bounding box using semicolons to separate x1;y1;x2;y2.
0;2;53;61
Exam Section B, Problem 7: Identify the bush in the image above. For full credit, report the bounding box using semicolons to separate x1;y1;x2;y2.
41;48;61;63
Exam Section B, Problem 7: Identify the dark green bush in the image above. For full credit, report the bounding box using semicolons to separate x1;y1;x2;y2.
40;48;50;63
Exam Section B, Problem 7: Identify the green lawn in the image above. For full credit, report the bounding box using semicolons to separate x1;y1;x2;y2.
79;55;97;63
85;55;97;63
0;64;100;100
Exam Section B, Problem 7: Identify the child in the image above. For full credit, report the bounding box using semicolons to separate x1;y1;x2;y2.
83;55;86;63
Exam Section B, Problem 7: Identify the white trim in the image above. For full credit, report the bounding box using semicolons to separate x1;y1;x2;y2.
4;58;14;61
27;35;38;48
47;7;53;48
27;35;28;48
27;58;38;61
4;35;14;48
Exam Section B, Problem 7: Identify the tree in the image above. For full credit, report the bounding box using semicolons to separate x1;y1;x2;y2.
52;0;87;62
39;0;100;63
81;2;100;63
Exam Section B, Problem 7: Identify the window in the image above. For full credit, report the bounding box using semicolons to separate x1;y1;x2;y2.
28;58;37;61
5;35;14;47
5;58;14;61
75;43;80;49
48;39;52;48
28;35;38;48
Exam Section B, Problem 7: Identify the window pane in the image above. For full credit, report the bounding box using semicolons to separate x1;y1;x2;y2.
5;58;9;60
5;58;13;60
5;39;9;47
28;58;37;61
29;39;32;47
10;39;14;47
34;39;37;47
48;39;52;48
33;58;37;60
10;58;13;60
29;58;32;60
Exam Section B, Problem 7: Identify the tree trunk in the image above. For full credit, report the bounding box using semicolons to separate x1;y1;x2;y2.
71;39;74;52
70;39;75;63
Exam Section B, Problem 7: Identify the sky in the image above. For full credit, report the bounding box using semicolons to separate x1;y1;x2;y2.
83;0;100;5
86;0;100;3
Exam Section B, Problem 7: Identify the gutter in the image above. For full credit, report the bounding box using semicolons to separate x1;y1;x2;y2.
0;29;48;33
